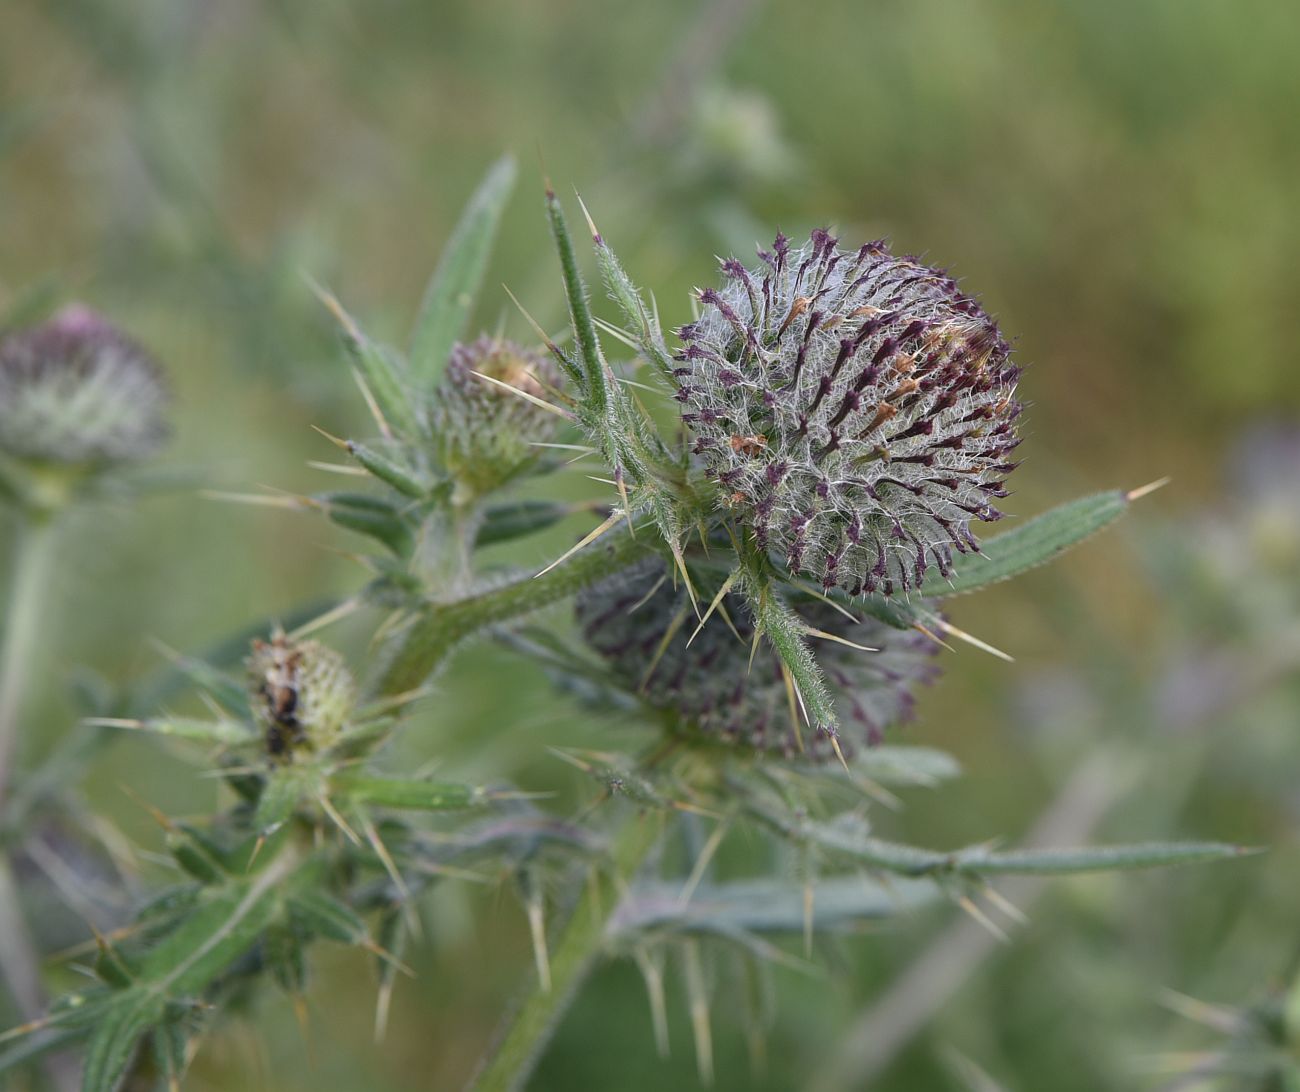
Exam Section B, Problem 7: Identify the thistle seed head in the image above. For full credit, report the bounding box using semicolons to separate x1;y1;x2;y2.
431;335;562;497
575;561;941;759
0;305;169;467
675;232;1022;596
247;633;357;759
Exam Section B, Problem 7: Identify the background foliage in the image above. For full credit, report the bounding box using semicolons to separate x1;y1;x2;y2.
1;1;1297;1088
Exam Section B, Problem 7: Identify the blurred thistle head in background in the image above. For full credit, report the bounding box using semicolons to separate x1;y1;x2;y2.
575;559;941;757
0;305;169;474
675;232;1021;596
431;335;563;500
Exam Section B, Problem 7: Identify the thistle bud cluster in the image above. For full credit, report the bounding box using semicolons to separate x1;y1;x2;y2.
247;633;357;759
674;232;1021;596
430;335;562;498
575;561;940;758
0;305;169;470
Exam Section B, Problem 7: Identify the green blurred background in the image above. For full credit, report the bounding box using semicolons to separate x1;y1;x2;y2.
2;1;1298;1088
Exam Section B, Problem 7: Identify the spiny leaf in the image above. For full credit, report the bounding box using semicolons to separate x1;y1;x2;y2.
80;853;295;1092
331;774;485;812
86;716;251;746
315;285;423;439
956;841;1257;876
167;824;229;885
476;499;590;548
852;745;962;787
741;565;837;736
335;438;429;498
255;767;312;837
288;889;369;945
753;803;1254;878
613;874;940;937
410;153;517;386
319;491;416;557
923;490;1132;598
545;187;608;407
581;204;675;380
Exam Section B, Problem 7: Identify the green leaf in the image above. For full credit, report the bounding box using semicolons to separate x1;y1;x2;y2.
587;218;675;380
152;1021;192;1089
255;767;312;837
742;565;837;734
854;745;962;787
410;153;517;386
166;824;229;885
288;889;370;945
476;499;588;548
0;1026;86;1079
754;803;1253;878
955;841;1256;876
343;440;430;498
91;716;251;745
923;490;1132;598
320;491;416;557
614;874;941;937
331;774;484;812
80;853;295;1092
545;188;607;403
317;289;423;438
81;993;168;1092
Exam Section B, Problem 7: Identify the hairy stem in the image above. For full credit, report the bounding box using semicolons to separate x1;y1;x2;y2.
468;808;663;1092
371;523;655;698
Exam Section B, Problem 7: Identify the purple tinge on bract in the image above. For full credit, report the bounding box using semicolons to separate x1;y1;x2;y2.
0;305;169;465
674;231;1022;597
575;560;942;759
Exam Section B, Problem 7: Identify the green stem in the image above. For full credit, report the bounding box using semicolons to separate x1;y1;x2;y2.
371;523;655;698
468;809;663;1092
0;512;76;1092
0;512;57;807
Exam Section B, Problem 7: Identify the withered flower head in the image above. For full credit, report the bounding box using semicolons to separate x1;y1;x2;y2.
674;232;1021;596
0;305;169;467
575;560;941;759
247;633;357;760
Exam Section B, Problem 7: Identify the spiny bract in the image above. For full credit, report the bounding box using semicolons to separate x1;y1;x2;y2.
248;633;357;759
674;231;1022;596
575;560;941;758
431;335;563;497
0;305;169;466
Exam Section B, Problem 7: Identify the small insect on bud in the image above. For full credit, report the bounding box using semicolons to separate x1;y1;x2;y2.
575;561;941;759
675;233;1023;596
247;633;357;760
430;335;564;498
0;305;169;469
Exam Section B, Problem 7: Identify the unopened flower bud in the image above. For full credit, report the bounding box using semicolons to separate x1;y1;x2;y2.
575;560;940;759
431;336;562;497
0;305;169;468
675;233;1021;596
247;633;357;759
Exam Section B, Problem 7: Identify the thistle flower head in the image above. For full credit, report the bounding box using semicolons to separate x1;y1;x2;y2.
675;232;1022;596
431;335;563;497
247;633;357;759
575;560;941;758
0;305;169;468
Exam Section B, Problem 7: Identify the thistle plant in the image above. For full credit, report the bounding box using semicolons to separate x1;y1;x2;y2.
0;156;1254;1092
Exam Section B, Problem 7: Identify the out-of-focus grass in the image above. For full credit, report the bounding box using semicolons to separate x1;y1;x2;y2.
2;1;1297;1089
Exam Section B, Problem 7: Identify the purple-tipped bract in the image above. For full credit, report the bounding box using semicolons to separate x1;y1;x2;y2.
674;232;1022;596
